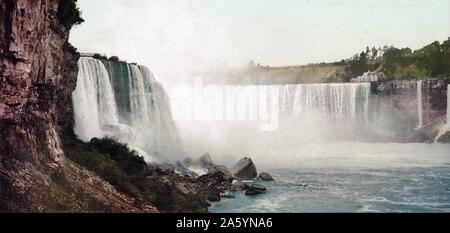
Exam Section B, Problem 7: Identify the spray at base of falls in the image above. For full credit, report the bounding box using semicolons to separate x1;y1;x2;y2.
171;82;371;132
435;84;450;142
73;57;183;162
172;82;371;160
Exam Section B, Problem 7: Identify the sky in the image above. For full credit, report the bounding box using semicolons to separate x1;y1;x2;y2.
70;0;450;82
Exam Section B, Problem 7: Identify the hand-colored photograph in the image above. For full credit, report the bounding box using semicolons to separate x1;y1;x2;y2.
1;0;450;216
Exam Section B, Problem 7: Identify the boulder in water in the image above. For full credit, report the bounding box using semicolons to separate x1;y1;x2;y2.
206;192;221;202
199;153;215;169
229;180;249;192
244;184;267;196
258;172;274;181
231;157;258;180
436;131;450;143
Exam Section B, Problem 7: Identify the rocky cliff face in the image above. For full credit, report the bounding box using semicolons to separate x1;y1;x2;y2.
0;0;156;212
0;0;73;166
370;79;450;142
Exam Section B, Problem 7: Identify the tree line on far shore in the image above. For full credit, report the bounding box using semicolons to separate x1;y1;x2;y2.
343;37;450;81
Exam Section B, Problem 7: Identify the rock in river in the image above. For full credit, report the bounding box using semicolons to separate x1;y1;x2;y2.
259;172;274;181
198;167;233;193
231;157;258;180
244;184;267;196
229;180;249;192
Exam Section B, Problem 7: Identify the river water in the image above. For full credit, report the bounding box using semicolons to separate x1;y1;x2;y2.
210;142;450;213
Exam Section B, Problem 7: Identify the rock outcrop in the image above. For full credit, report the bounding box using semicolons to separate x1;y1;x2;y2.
208;165;232;178
259;172;274;181
199;153;215;169
175;161;199;178
244;184;267;196
231;157;258;180
372;79;450;142
436;131;450;143
198;168;234;194
0;0;77;167
230;180;248;192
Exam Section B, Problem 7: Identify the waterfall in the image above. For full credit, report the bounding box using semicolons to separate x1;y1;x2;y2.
73;58;119;141
129;65;150;127
171;82;371;146
287;83;370;121
435;84;450;142
172;82;370;128
73;57;183;162
416;80;423;129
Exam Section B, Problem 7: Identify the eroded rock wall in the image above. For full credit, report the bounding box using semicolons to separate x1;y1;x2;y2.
0;0;75;165
371;79;450;142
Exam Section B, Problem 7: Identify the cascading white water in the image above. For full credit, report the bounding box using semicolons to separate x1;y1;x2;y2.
73;57;183;162
172;83;370;122
173;82;372;160
129;65;150;128
416;80;423;129
435;84;450;142
286;83;370;121
279;83;371;139
73;57;119;141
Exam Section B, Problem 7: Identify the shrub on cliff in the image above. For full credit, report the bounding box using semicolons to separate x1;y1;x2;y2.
62;136;209;212
93;53;107;60
57;0;84;31
89;137;147;175
108;56;120;62
63;137;142;197
344;38;450;80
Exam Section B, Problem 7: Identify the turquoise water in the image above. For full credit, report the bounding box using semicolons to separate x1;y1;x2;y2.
210;143;450;213
210;166;450;213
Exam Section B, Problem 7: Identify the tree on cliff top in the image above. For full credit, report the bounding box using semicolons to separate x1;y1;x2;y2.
344;37;450;80
57;0;84;32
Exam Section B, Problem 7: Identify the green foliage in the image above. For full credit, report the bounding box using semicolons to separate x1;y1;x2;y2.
131;175;208;212
413;41;450;77
93;54;107;60
344;38;450;80
346;52;370;77
57;0;84;31
108;56;120;62
63;137;142;198
62;136;208;212
89;138;147;175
